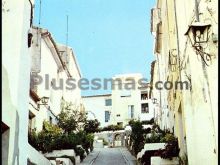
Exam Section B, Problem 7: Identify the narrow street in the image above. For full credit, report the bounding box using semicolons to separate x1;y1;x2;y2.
2;0;218;165
79;147;137;165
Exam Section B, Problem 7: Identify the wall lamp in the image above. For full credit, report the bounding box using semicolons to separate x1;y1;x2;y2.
37;96;49;108
185;22;213;66
152;98;157;104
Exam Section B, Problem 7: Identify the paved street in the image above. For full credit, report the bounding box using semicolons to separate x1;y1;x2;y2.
79;147;137;165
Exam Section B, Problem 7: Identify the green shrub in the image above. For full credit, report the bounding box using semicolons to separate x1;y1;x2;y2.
75;147;86;161
84;119;100;133
141;118;154;125
98;137;108;145
129;120;145;155
100;124;124;131
28;122;94;160
103;140;108;145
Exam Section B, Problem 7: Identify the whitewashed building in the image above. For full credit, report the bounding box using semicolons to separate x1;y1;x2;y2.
2;0;35;164
82;73;156;128
28;27;83;164
111;73;155;127
150;0;218;164
2;4;83;162
29;27;83;132
82;94;112;127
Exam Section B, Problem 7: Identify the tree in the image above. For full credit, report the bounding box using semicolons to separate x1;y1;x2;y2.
84;119;100;133
129;120;145;155
57;100;86;134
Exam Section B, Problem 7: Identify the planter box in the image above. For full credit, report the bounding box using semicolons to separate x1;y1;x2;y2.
44;149;76;158
137;143;166;160
56;158;74;165
151;156;179;165
144;143;166;150
27;144;51;165
44;149;76;164
75;156;81;164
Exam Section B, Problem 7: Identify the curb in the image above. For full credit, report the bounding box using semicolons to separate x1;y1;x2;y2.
89;151;101;165
120;148;131;165
120;148;137;165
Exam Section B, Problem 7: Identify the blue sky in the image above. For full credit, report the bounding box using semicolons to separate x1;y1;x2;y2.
34;0;156;96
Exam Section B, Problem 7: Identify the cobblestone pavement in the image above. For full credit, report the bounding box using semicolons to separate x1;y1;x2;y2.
79;147;137;165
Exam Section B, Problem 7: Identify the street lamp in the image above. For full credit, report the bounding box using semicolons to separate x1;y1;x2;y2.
185;22;213;66
185;22;211;46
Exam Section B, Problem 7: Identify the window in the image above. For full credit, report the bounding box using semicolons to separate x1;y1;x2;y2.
105;111;110;122
105;99;112;106
128;105;134;118
141;93;148;100
141;103;149;113
116;114;121;117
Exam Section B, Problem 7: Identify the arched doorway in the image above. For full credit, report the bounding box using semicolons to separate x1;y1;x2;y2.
113;133;125;147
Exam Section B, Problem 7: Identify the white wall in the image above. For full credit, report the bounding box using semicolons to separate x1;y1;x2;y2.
111;74;142;126
27;144;51;165
176;0;218;164
139;99;155;122
30;29;83;132
82;74;156;128
2;0;34;164
151;0;218;164
111;73;154;126
30;30;62;130
56;44;82;107
83;95;112;127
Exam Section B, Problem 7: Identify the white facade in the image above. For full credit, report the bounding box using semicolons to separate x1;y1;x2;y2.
150;0;218;164
111;73;155;127
139;86;155;122
3;9;82;163
2;0;34;164
82;73;156;128
29;27;82;132
82;94;112;127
